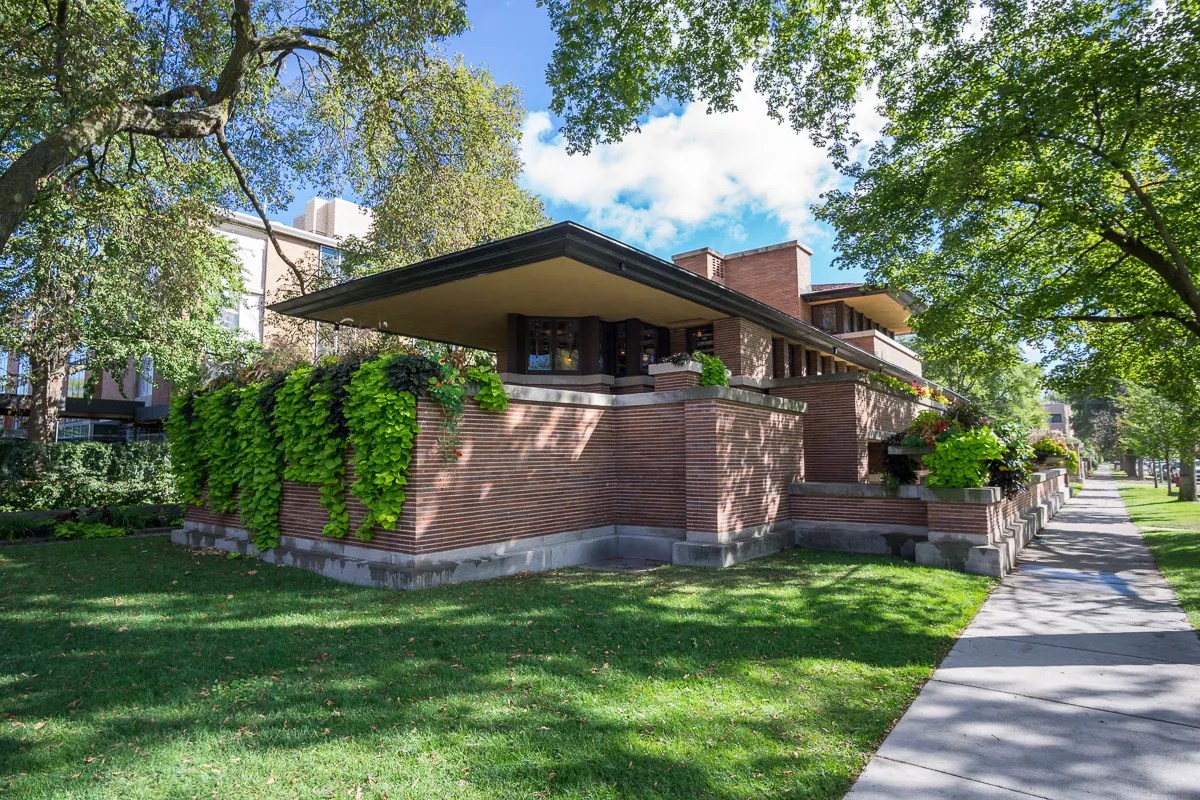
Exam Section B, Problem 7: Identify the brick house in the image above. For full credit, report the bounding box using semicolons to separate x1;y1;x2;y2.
179;222;1069;583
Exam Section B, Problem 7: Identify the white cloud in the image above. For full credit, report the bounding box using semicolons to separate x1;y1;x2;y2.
520;85;884;250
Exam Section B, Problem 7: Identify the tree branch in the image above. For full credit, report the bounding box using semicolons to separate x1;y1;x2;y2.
214;125;308;294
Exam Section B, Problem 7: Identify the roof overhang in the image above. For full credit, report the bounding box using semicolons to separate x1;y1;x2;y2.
269;222;928;382
803;286;923;335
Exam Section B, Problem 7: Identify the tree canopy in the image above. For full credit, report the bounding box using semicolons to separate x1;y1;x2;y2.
908;336;1046;432
0;0;547;440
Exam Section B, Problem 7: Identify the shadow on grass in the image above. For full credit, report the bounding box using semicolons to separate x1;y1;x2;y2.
0;536;990;799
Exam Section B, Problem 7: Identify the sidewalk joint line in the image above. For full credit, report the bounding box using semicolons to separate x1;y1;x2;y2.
986;634;1200;667
872;756;1056;799
930;677;1200;730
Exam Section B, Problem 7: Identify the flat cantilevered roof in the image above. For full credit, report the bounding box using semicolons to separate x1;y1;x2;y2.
268;221;925;381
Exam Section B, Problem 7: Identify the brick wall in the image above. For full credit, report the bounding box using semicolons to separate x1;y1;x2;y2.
722;245;811;322
836;331;923;376
613;403;686;528
409;401;615;553
769;378;933;483
713;318;773;379
771;381;860;482
684;399;803;539
790;496;927;527
186;391;806;555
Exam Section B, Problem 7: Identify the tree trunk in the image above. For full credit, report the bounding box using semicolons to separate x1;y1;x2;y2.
1167;447;1174;496
1179;438;1198;502
26;353;67;444
1152;454;1159;488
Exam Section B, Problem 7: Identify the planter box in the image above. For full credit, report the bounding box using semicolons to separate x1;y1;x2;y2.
1037;455;1065;466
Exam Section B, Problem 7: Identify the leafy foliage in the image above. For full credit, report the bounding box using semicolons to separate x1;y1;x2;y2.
925;428;1006;489
695;353;728;387
345;358;419;538
0;440;176;512
169;354;509;547
233;380;285;550
166;394;205;506
987;424;1036;499
194;385;241;514
866;372;949;405
909;338;1045;430
467;365;509;413
53;520;127;540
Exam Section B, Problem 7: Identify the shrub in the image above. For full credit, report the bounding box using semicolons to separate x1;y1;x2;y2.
925;428;1005;488
695;353;728;386
1030;433;1079;472
901;410;955;447
0;440;176;512
0;515;57;541
987;423;1035;498
54;520;127;540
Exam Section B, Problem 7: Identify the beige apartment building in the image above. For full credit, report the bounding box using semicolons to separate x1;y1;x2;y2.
1042;400;1073;437
0;197;372;440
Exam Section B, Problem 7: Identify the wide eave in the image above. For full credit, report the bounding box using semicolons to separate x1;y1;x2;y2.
269;222;926;383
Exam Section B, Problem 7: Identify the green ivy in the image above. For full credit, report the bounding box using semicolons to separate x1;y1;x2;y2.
169;353;509;548
274;365;350;539
345;357;419;539
694;352;728;386
233;378;285;550
925;427;1005;489
467;364;509;412
166;393;205;506
194;385;241;513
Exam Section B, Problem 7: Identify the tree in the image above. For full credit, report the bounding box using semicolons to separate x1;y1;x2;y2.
540;0;1200;496
1;0;547;439
1119;386;1182;494
542;0;1199;341
908;335;1046;431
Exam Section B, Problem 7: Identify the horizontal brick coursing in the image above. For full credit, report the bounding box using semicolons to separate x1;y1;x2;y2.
654;371;701;391
187;394;803;556
685;400;803;537
771;382;860;482
790;496;927;527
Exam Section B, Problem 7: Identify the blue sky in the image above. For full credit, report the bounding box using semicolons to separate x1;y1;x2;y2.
282;1;866;283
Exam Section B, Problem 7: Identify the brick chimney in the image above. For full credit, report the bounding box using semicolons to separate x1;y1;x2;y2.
672;247;726;284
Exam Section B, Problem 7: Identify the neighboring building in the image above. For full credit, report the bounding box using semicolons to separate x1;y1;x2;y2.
0;197;371;440
180;222;1070;585
1043;401;1073;436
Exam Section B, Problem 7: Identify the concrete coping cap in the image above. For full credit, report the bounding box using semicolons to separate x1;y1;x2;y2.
505;383;807;415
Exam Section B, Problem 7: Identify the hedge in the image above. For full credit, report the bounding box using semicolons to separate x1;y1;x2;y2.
0;440;177;512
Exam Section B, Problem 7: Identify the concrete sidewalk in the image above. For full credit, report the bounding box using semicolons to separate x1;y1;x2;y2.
846;470;1200;800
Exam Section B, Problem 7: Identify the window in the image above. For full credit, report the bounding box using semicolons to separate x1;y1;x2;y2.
15;356;30;396
320;246;345;282
815;305;836;333
614;323;627;375
639;326;659;369
1048;413;1063;424
687;324;714;355
527;318;553;371
526;318;580;372
66;348;87;399
555;319;580;370
0;351;7;393
57;418;92;441
136;356;154;400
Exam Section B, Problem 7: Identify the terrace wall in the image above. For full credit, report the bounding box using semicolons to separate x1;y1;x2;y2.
179;384;807;586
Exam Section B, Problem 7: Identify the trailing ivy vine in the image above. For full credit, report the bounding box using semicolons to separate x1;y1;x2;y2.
345;357;419;539
194;384;241;513
167;354;509;548
233;376;286;550
166;393;205;505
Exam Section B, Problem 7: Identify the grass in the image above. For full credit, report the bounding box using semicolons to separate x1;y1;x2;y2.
1120;485;1200;629
0;537;991;800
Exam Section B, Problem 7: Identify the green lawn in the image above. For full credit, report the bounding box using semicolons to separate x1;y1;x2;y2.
0;537;991;799
1120;485;1200;628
